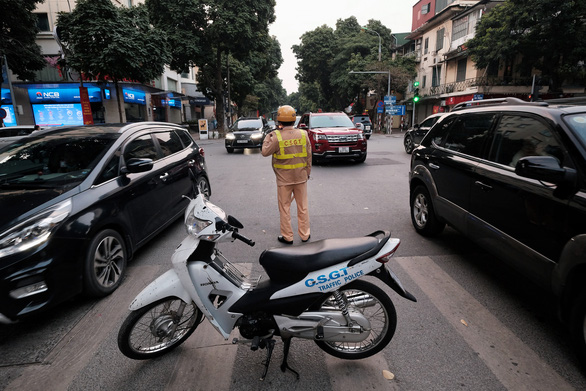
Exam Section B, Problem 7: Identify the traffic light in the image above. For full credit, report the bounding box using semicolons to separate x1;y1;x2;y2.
413;81;420;103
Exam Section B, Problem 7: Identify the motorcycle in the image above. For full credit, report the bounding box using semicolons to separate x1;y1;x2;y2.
117;193;417;380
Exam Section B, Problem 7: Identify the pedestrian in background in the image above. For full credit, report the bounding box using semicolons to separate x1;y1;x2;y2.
261;105;312;244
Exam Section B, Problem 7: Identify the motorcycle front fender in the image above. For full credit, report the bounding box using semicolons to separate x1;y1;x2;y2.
369;265;417;302
129;269;192;310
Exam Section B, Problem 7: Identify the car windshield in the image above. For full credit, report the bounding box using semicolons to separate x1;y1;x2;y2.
353;116;371;124
234;119;262;130
565;113;586;149
310;115;354;129
0;133;117;189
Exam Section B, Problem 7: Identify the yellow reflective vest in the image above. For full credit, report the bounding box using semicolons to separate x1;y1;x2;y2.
273;130;308;169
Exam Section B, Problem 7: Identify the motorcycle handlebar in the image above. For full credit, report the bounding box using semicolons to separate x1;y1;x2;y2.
232;231;255;247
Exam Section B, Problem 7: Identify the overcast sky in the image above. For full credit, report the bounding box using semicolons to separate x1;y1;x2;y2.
269;0;417;94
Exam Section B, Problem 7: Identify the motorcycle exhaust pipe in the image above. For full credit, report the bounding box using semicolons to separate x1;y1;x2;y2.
346;293;376;308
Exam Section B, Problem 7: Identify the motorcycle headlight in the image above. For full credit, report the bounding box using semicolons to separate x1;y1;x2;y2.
185;214;213;236
0;199;72;258
226;133;235;140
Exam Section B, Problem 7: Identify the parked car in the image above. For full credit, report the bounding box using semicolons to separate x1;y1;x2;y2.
297;112;367;164
403;113;445;153
0;122;211;323
408;97;586;360
0;125;44;150
351;114;373;139
225;117;272;153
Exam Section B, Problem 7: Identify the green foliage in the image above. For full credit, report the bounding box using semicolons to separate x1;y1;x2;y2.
468;0;586;91
0;0;46;82
56;0;169;83
293;16;415;111
146;0;278;131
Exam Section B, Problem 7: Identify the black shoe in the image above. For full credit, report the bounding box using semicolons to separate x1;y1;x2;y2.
278;236;293;245
302;235;311;243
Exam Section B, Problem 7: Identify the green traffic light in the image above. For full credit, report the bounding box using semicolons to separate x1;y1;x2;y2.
414;96;420;103
414;81;420;87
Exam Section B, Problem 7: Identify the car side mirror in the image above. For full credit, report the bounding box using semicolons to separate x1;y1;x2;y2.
414;124;420;130
515;156;576;184
121;158;153;174
298;123;308;129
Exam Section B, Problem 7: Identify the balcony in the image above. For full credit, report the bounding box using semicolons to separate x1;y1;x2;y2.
413;75;548;99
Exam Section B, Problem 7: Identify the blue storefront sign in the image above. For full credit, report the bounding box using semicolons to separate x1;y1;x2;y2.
123;89;146;105
0;105;16;127
33;103;84;127
28;87;102;103
1;88;12;105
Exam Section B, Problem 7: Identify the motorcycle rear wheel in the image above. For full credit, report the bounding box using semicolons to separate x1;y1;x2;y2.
118;297;203;360
313;280;397;359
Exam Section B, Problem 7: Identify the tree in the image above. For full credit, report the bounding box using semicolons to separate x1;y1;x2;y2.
0;0;46;83
56;0;170;122
467;0;586;92
146;0;276;134
292;17;414;112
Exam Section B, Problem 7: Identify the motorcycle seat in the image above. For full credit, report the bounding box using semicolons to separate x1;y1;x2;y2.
259;231;390;284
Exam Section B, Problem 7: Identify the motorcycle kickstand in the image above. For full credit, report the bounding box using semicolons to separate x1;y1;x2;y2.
259;338;275;381
280;337;300;380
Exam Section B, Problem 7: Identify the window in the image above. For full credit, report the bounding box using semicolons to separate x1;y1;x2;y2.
456;59;467;82
176;129;194;148
424;38;429;55
124;135;158;161
432;66;441;87
35;13;50;32
436;28;445;51
422;3;431;14
452;15;469;41
154;131;184;157
432;114;494;158
488;115;563;167
422;75;427;88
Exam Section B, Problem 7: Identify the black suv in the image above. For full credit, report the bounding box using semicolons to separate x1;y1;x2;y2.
403;113;445;154
225;117;272;153
408;97;586;360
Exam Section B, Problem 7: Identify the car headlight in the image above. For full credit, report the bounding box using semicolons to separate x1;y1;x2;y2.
0;199;72;258
357;133;364;140
226;133;235;140
314;134;327;141
251;132;263;140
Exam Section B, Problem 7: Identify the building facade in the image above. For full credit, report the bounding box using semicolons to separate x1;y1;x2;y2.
1;0;214;127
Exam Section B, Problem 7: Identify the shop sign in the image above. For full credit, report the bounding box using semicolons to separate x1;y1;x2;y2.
0;105;16;127
1;88;12;104
446;94;475;105
122;89;146;105
33;103;84;127
28;87;102;103
79;87;94;125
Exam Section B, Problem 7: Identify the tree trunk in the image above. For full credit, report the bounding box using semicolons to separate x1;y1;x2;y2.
115;80;125;123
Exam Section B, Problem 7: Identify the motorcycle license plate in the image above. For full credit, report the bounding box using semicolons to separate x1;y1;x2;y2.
338;147;350;153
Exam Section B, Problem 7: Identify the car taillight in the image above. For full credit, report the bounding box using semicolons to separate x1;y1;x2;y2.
199;147;205;157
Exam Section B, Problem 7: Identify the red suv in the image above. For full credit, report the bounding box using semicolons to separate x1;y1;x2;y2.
297;112;367;163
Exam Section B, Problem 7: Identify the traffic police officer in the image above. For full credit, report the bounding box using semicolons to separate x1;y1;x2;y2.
261;105;312;244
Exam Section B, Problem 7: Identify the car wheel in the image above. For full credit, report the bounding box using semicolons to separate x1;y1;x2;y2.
354;153;367;163
226;147;234;153
312;154;321;165
404;136;414;154
195;175;211;199
410;185;445;236
366;135;371;140
83;229;127;297
570;290;586;364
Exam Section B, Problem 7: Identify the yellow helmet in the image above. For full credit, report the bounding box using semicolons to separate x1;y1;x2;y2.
277;105;296;122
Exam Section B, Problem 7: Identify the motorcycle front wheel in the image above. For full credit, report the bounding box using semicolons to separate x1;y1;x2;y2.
118;297;203;360
313;280;397;360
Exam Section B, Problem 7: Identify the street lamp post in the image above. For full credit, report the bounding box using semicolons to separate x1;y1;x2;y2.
361;27;381;62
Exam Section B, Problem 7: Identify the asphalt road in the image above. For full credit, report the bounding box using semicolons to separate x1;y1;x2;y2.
1;132;585;390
